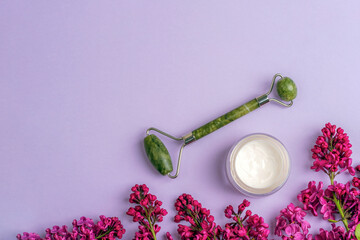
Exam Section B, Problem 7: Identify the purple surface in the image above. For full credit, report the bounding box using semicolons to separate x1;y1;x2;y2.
1;1;360;239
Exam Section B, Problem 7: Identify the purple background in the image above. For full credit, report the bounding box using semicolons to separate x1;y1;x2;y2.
1;1;360;239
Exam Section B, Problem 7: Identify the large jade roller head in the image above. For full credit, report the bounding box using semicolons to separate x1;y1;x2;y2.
144;74;297;179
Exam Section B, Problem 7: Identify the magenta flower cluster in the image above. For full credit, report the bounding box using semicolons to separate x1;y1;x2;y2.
223;199;270;240
168;194;269;240
315;224;350;240
172;193;222;240
16;185;270;240
275;203;311;239
296;181;358;222
276;123;360;239
93;216;126;240
311;123;354;176
297;181;326;218
126;184;168;240
16;216;125;240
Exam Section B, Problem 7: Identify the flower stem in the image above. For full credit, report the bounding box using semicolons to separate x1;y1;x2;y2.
143;207;157;240
147;216;157;240
236;215;243;228
96;227;113;239
185;209;211;240
146;212;157;239
330;173;350;232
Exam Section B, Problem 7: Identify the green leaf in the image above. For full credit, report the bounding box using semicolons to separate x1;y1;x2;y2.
355;223;360;240
327;219;339;223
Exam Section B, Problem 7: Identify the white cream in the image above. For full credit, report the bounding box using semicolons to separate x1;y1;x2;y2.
227;134;290;195
234;140;281;189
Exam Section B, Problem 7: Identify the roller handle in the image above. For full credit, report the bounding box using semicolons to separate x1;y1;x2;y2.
191;98;260;141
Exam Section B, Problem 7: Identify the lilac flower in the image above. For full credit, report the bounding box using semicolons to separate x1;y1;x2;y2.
94;216;126;240
16;232;42;240
311;123;354;176
297;181;326;216
17;216;125;240
222;199;269;240
275;203;312;239
173;194;222;240
126;184;167;240
314;224;347;240
165;232;174;240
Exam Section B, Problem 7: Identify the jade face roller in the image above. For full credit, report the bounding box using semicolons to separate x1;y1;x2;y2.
144;74;297;179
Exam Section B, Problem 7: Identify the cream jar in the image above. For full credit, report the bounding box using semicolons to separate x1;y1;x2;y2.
226;133;290;196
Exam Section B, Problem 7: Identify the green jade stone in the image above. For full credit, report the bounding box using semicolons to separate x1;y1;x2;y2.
276;77;297;101
192;99;259;140
144;134;173;175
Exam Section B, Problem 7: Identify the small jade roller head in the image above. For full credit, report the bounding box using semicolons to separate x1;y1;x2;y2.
276;77;297;101
144;134;173;175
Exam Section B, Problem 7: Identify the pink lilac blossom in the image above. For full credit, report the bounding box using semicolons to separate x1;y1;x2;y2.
352;165;360;189
173;193;222;240
297;181;327;217
17;216;125;240
275;203;312;240
314;224;348;240
352;177;360;188
297;181;337;221
351;165;360;227
126;184;167;240
16;232;42;240
311;123;354;176
93;216;126;240
223;199;269;240
71;216;96;239
170;195;269;240
165;232;174;240
295;123;360;238
326;182;360;229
